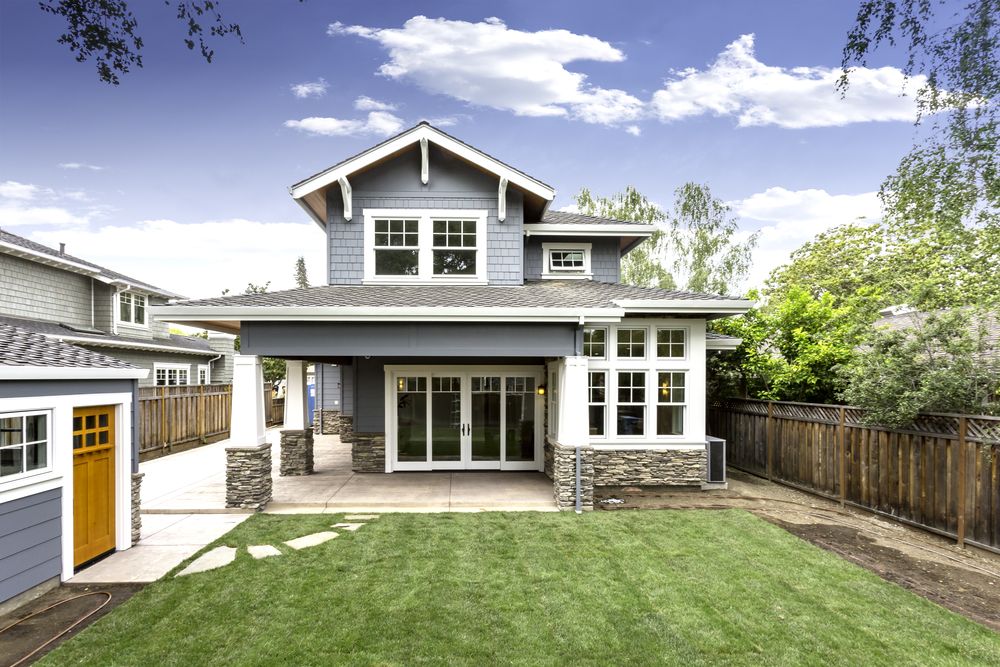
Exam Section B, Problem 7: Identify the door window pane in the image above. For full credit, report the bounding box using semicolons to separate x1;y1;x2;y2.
396;377;427;462
431;377;461;461
504;376;535;461
617;328;646;358
471;376;501;461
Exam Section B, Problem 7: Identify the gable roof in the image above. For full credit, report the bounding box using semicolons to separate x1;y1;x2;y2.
289;122;555;229
0;321;148;380
154;280;753;334
0;229;183;299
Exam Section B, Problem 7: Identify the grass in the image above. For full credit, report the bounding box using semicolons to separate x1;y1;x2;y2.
43;510;1000;666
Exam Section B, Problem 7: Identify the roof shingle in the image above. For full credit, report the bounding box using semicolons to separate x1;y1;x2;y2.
0;322;137;369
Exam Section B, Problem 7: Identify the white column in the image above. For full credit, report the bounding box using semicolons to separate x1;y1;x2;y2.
231;354;265;445
557;355;589;447
284;360;309;430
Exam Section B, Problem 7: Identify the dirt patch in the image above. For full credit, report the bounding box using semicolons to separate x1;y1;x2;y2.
0;583;143;666
596;472;1000;633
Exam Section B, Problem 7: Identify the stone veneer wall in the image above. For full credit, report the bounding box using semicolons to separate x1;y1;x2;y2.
543;440;555;479
225;444;272;510
351;433;385;472
592;448;707;487
551;442;594;511
131;472;143;544
313;409;351;436
279;429;314;476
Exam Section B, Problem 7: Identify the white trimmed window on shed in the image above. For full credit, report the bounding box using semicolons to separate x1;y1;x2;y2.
0;411;50;481
541;242;591;279
155;364;190;386
118;291;147;326
363;209;487;283
197;365;210;385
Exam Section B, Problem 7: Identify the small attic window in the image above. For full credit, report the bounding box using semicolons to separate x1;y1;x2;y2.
542;242;592;279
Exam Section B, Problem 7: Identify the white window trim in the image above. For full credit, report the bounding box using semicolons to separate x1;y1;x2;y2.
154;363;191;386
0;410;52;485
615;327;648;361
362;208;488;284
587;370;607;439
197;365;211;385
117;291;149;329
614;369;648;439
655;370;687;438
541;242;592;279
655;326;690;361
583;326;608;360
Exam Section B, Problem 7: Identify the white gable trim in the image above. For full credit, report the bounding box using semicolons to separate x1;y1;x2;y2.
289;124;555;204
523;224;656;237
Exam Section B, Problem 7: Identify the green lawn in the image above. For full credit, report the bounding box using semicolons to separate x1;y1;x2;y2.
44;510;999;666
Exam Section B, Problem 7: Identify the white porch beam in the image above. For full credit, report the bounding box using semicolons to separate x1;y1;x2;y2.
498;177;508;222
283;360;309;430
338;176;353;221
231;354;266;445
419;136;429;185
557;356;589;447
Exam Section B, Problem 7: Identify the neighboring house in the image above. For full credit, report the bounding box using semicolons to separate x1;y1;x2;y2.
0;321;146;611
876;306;1000;354
0;229;234;386
157;122;752;510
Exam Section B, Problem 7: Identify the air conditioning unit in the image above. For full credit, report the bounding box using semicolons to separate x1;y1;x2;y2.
705;436;727;487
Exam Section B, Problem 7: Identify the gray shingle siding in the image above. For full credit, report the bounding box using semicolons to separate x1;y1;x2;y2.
326;145;523;286
0;254;94;328
93;350;209;387
523;236;621;283
0;488;61;605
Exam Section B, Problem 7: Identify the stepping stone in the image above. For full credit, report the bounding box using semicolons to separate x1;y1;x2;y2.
248;545;282;559
285;531;338;550
344;514;378;520
332;523;365;532
176;546;236;577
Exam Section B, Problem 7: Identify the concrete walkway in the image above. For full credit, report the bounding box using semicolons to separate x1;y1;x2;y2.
141;429;557;514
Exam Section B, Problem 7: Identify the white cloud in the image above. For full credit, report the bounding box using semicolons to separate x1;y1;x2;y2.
58;162;104;171
284;111;405;138
354;96;396;111
30;219;327;299
652;34;922;128
735;187;881;287
0;181;39;200
0;205;90;227
328;16;643;127
290;78;329;99
625;125;641;136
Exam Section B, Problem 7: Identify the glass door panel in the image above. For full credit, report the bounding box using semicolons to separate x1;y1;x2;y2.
504;376;536;462
470;376;501;461
396;376;427;462
431;377;462;461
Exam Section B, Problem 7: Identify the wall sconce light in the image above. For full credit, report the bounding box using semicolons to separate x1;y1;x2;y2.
397;378;405;391
537;385;547;396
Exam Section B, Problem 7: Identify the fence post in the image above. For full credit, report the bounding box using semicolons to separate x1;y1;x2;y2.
956;416;967;548
766;401;774;481
159;386;167;449
839;406;847;507
198;385;206;441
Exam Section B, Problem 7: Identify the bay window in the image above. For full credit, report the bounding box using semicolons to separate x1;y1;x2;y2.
364;209;486;283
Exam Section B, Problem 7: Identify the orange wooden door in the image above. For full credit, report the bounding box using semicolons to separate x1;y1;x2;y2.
73;406;116;567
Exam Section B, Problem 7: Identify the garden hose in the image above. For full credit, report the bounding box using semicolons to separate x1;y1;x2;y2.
0;590;112;667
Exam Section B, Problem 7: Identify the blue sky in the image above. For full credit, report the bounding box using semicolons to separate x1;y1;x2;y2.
0;1;922;298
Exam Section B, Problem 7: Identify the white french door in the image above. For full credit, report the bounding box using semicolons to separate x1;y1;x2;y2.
387;366;544;472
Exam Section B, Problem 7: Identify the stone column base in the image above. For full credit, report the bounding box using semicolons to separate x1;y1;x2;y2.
280;429;314;476
351;433;385;472
552;442;594;511
226;443;272;510
131;472;143;544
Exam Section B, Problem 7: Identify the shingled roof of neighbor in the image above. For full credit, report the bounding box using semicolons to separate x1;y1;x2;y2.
0;321;137;369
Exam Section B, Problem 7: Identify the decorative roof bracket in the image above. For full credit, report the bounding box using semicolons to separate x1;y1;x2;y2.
498;177;509;222
419;137;429;185
338;176;353;221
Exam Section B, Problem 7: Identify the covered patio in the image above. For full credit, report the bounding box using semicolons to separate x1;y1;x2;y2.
141;429;556;513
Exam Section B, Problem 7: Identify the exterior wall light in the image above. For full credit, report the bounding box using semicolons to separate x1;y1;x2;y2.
537;385;546;396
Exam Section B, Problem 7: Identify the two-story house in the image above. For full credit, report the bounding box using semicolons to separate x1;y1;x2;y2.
0;230;235;386
156;122;751;510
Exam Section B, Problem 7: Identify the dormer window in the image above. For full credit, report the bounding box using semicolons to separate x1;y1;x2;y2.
363;209;486;283
119;291;147;327
542;242;592;279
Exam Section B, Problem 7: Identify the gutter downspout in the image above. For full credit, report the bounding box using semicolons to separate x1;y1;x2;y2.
575;445;582;514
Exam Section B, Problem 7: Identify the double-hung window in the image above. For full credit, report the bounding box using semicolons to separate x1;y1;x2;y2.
119;291;147;326
616;371;646;436
588;371;606;437
364;209;487;283
155;364;190;386
657;372;686;436
0;411;49;481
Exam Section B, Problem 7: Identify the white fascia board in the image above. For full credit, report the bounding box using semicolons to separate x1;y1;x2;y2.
613;299;754;315
91;275;181;300
523;224;655;237
289;125;555;204
706;337;743;350
153;305;626;323
54;334;218;356
0;242;101;276
0;366;149;380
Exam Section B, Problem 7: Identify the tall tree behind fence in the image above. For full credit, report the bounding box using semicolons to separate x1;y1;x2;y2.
138;383;284;459
708;398;1000;552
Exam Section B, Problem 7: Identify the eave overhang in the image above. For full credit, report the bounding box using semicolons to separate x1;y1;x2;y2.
0;366;150;380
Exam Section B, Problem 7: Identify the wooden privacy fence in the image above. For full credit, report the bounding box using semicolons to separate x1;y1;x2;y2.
138;382;284;458
708;398;1000;552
